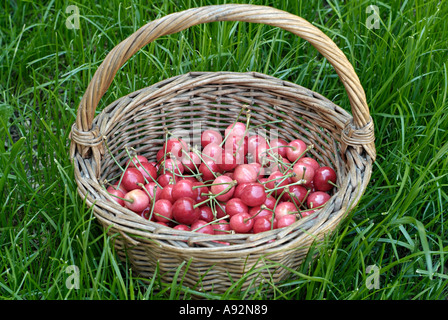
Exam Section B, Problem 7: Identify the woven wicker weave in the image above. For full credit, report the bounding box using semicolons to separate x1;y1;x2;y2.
69;4;375;294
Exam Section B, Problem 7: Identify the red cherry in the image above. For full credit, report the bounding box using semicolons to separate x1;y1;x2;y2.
106;186;125;207
248;135;267;161
240;183;266;207
249;206;274;221
274;201;297;219
292;162;315;187
248;162;265;178
161;158;184;175
266;171;291;196
156;148;168;162
163;138;188;159
191;220;215;235
173;224;191;232
124;189;150;213
253;216;277;233
215;203;227;219
202;142;223;162
313;166;337;191
225;198;249;217
210;176;235;202
224;122;247;138
142;182;162;202
269;138;288;158
159;184;175;203
136;162;157;182
201;129;223;148
121;167;145;191
181;151;201;173
283;184;308;207
153;199;173;223
218;149;238;172
229;212;254;233
307;191;331;209
112;181;127;194
192;182;209;203
286;139;307;162
297;157;320;171
277;214;297;228
224;134;248;157
172;197;200;225
233;182;250;199
197;205;214;223
263;195;277;210
157;172;178;187
233;164;258;184
199;159;222;182
126;155;149;167
212;221;231;235
171;179;196;201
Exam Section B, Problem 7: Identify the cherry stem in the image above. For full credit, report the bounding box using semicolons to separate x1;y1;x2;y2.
124;146;163;189
190;215;230;232
102;185;133;203
328;180;339;189
193;183;236;208
153;213;179;225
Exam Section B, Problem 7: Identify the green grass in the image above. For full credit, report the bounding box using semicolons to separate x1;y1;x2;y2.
1;0;447;300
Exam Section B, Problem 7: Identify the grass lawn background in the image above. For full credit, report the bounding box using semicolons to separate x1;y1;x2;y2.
1;0;447;299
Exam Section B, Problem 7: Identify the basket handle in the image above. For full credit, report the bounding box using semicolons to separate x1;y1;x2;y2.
71;4;375;162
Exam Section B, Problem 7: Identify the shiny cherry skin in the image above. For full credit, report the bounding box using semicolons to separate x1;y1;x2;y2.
136;162;158;182
142;182;162;202
172;197;200;225
225;198;249;217
253;216;277;233
201;129;223;148
274;201;297;219
106;186;125;207
286;139;307;162
153;199;173;223
277;214;297;229
171;179;196;201
199;159;222;182
282;185;308;207
292;162;315;188
306;191;331;209
157;172;178;187
233;164;258;185
124;189;150;213
210;175;235;202
297;157;320;171
313;166;337;192
240;182;266;207
212;221;231;235
121;167;145;191
191;220;215;235
224;121;247;138
229;212;254;233
126;155;149;168
269;138;289;158
159;184;175;203
197;205;214;223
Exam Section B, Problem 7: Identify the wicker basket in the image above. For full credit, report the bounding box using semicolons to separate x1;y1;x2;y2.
69;4;376;294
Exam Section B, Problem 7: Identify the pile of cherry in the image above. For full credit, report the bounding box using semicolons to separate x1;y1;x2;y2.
105;121;337;238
